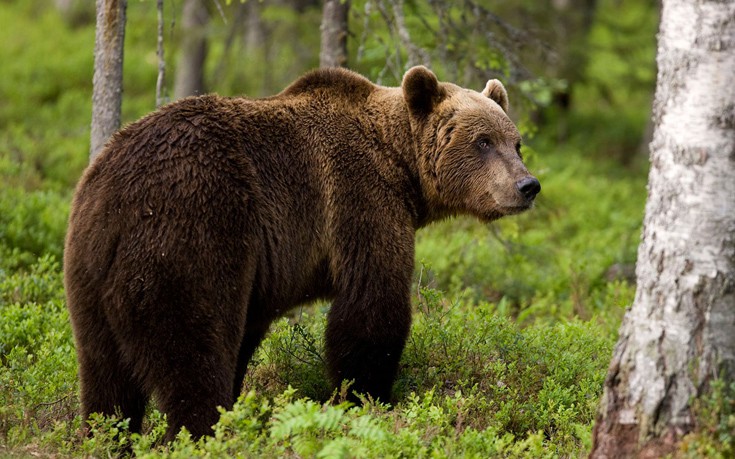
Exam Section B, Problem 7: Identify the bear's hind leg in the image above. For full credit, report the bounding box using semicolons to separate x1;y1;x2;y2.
131;287;250;442
133;253;256;441
232;301;272;401
79;359;148;435
148;344;238;442
76;326;148;435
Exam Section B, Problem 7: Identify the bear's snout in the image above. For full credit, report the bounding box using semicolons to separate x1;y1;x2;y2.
515;176;541;201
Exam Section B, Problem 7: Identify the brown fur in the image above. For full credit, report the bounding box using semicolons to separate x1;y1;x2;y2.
64;66;539;441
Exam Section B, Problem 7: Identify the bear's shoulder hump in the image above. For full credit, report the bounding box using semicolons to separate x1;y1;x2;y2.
279;67;375;100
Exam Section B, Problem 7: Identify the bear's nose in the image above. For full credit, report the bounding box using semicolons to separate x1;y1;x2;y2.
516;176;541;200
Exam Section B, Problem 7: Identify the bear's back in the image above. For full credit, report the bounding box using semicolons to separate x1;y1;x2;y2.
278;67;376;102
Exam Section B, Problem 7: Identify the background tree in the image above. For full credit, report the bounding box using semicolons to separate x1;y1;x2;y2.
590;0;735;456
1;0;685;455
55;0;94;26
90;0;127;159
320;0;350;67
173;0;209;99
155;0;166;107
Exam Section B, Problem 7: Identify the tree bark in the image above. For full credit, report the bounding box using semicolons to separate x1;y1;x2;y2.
590;1;735;457
173;0;209;99
90;0;127;160
155;0;166;107
319;0;350;68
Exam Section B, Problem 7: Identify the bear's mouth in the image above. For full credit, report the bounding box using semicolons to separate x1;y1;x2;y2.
473;194;534;222
474;202;532;223
500;201;534;215
501;185;539;215
493;192;535;213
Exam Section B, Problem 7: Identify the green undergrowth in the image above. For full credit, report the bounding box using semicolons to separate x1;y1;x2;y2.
678;379;735;458
0;255;615;456
0;0;658;457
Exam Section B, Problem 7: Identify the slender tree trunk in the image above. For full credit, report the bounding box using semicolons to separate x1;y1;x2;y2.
155;0;166;107
90;0;127;160
319;0;350;68
590;1;735;457
244;1;265;55
173;0;209;99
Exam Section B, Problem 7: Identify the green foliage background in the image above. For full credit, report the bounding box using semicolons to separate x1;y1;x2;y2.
6;1;728;458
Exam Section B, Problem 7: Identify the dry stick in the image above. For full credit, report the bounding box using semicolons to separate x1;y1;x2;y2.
33;395;71;410
212;0;226;23
156;0;166;107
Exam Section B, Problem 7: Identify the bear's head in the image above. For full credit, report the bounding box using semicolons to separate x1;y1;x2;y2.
403;66;540;222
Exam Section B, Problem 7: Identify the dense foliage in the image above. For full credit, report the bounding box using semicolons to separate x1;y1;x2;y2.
7;1;730;458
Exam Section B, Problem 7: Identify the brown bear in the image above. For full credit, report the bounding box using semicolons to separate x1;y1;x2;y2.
64;66;540;441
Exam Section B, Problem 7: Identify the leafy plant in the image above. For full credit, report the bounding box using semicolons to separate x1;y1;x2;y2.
0;0;666;456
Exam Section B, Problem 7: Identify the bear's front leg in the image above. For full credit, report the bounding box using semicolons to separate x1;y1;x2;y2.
325;300;411;402
325;223;414;403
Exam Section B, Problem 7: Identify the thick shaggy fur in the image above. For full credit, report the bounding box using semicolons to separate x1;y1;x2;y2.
64;66;539;441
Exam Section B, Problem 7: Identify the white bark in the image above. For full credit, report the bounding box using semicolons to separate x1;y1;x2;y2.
90;0;127;160
591;0;735;456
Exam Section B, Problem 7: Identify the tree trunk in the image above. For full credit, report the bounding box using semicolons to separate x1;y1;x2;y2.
155;0;166;107
173;0;209;99
244;0;265;55
90;0;127;160
55;0;94;26
590;1;735;457
319;0;350;68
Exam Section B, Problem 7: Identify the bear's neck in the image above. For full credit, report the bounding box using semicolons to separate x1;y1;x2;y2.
363;88;438;228
365;88;455;228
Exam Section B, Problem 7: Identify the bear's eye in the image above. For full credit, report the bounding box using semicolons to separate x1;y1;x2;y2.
516;142;523;159
477;139;492;152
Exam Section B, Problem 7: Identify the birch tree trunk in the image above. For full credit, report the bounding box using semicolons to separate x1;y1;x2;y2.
90;0;127;160
173;0;209;99
590;0;735;457
319;0;349;68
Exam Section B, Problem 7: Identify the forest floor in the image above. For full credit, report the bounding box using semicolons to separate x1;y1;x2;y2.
3;1;707;458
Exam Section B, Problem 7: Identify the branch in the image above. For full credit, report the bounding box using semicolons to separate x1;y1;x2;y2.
388;0;429;67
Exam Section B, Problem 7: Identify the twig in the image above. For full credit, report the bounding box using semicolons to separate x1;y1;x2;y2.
213;3;248;84
212;0;226;24
388;0;429;67
33;395;70;409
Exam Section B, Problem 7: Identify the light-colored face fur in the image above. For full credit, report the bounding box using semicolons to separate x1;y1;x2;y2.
403;66;539;222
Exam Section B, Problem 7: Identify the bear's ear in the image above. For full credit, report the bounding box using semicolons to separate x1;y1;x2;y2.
482;79;509;113
403;66;444;118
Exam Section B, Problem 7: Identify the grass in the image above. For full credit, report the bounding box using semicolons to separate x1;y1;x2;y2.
0;0;677;457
